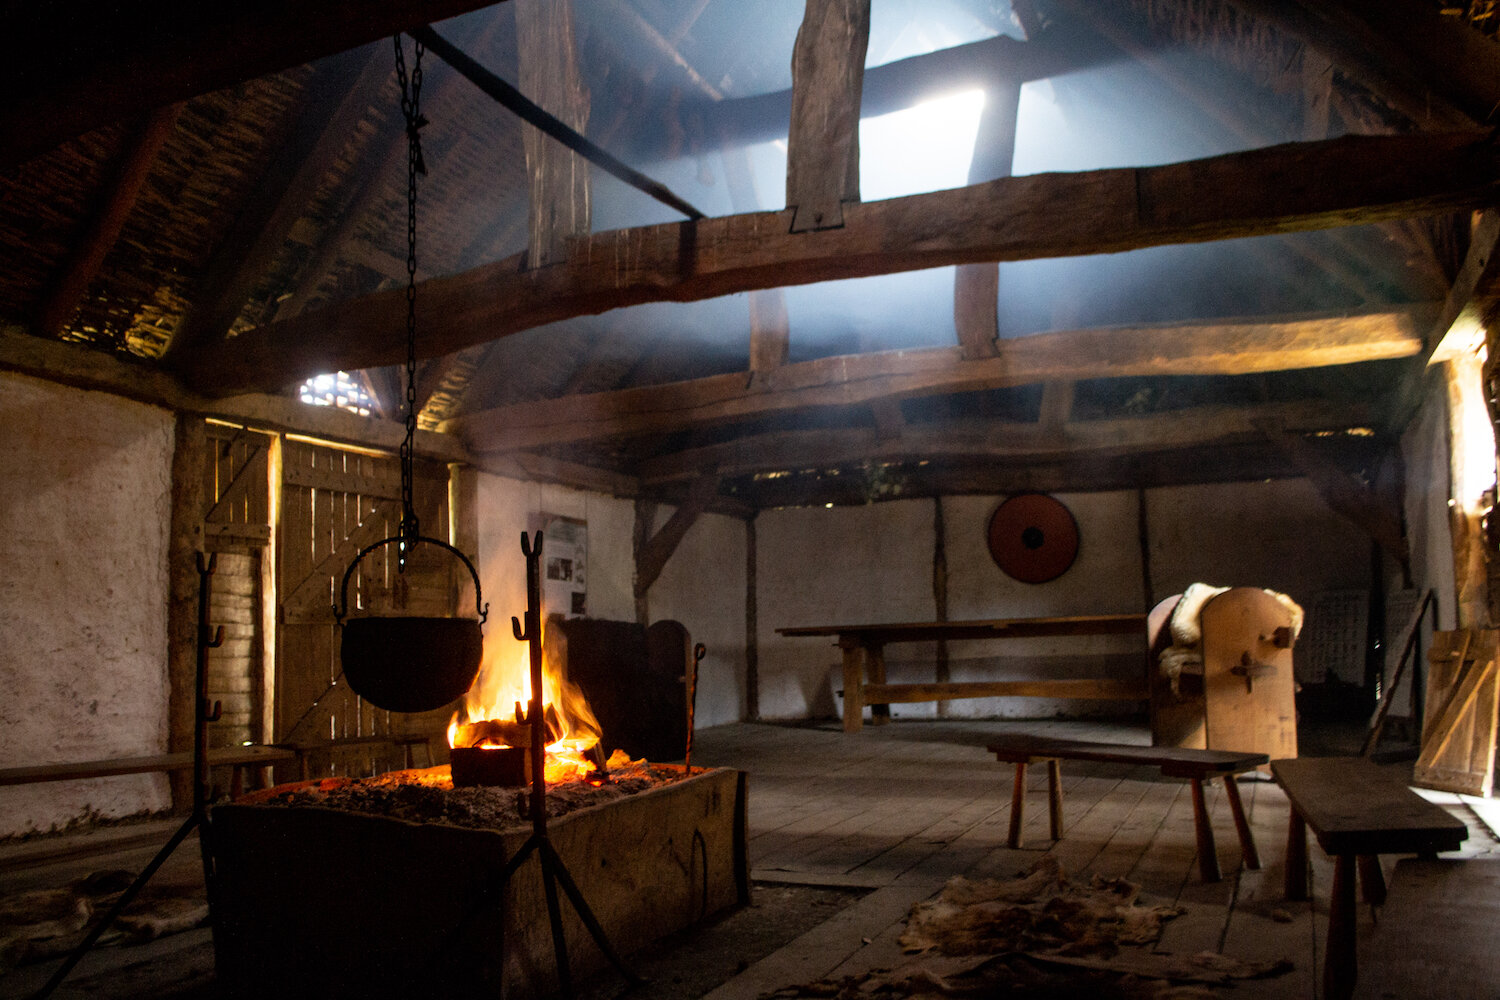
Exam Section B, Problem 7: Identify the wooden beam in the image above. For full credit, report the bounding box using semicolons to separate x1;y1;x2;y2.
187;130;1499;396
2;0;508;169
1428;210;1500;363
786;0;870;231
674;24;1121;160
166;45;388;362
635;475;720;597
454;308;1428;451
472;451;640;497
0;327;469;464
638;398;1377;485
516;0;591;268
35;104;184;339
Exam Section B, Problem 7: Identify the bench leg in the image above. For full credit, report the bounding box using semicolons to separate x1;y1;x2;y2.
1357;855;1386;906
1047;759;1064;841
1190;777;1222;883
840;642;865;734
1222;774;1260;870
1326;853;1358;1000
1008;762;1027;849
1285;810;1309;901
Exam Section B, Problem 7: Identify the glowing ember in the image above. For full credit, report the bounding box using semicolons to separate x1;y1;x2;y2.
447;621;603;784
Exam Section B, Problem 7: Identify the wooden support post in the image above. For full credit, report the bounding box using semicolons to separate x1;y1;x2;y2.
954;79;1021;359
516;0;591;268
932;496;950;717
786;0;870;232
167;414;208;810
745;515;760;721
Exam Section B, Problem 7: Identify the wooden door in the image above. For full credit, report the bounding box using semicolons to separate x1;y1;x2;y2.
1415;629;1499;796
275;439;459;775
1200;588;1298;763
202;424;274;750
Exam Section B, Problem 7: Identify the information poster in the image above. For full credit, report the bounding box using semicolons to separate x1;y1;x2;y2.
539;515;587;618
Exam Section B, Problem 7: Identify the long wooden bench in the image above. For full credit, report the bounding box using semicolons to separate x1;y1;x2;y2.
987;735;1267;882
0;744;297;796
1271;756;1469;1000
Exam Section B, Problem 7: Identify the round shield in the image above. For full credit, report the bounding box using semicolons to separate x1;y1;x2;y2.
987;493;1079;584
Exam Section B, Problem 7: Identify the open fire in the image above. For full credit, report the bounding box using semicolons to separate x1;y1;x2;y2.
446;621;607;785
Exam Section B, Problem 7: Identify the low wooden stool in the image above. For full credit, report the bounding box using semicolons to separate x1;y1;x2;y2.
988;735;1268;882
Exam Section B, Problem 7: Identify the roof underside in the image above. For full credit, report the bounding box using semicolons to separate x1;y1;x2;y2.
1;0;1496;510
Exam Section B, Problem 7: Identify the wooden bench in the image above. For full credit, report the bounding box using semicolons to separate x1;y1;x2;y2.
987;735;1267;882
278;733;435;780
0;744;297;797
1353;858;1500;1000
1271;756;1469;1000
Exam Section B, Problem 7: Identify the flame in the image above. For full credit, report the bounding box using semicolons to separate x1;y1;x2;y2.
447;621;603;783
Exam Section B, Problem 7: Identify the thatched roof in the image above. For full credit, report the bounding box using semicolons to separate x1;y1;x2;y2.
1;0;1497;510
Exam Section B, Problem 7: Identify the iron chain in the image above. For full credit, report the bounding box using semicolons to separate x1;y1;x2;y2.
394;34;427;566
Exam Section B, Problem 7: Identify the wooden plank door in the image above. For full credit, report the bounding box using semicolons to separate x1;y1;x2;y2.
202;424;275;751
275;439;458;775
1415;629;1499;796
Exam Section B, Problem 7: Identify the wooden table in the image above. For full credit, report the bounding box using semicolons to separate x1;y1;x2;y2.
1271;756;1469;1000
778;614;1149;733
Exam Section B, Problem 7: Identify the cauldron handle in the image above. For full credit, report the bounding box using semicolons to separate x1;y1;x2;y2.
333;534;489;624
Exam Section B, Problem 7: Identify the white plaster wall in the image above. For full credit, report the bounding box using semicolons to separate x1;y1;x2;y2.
475;474;636;643
0;374;174;836
646;509;747;728
757;500;936;720
941;492;1147;718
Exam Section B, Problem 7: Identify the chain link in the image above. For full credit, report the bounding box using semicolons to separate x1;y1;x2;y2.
394;34;427;568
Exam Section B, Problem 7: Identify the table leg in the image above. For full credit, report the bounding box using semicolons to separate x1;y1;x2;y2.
1190;777;1222;883
1285;810;1309;901
1357;855;1386;906
868;644;891;726
1008;762;1028;849
1046;759;1064;841
840;640;865;733
1326;853;1358;1000
1222;774;1260;870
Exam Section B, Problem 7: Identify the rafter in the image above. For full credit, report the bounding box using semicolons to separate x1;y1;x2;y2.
186;130;1497;396
636;399;1376;485
449;307;1430;452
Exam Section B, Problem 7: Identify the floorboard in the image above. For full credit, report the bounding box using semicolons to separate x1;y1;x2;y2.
4;716;1496;1000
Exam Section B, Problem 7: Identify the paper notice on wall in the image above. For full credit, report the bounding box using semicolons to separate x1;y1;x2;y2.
540;515;587;619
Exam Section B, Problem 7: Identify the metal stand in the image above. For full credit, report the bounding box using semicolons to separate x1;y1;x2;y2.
448;531;641;998
34;553;225;1000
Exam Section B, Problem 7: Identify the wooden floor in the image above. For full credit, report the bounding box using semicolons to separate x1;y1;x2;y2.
2;716;1497;999
690;718;1500;1000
